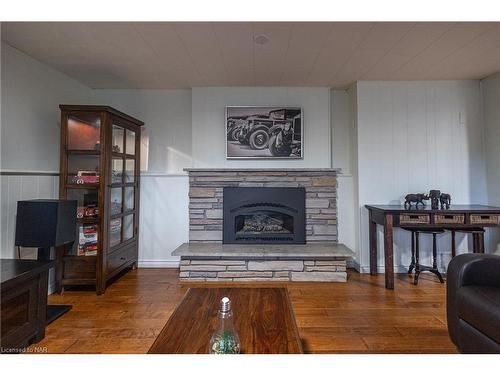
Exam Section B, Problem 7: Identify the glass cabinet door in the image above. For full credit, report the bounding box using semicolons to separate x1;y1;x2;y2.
108;119;139;249
125;159;135;183
124;186;135;211
112;157;123;184
67;113;101;151
112;125;124;154
110;187;123;215
109;218;122;248
123;214;134;241
125;130;136;155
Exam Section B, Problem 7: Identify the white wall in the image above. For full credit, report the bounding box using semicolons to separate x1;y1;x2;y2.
91;89;192;174
95;87;335;266
1;43;92;261
331;89;357;260
482;72;500;253
90;89;193;267
1;43;92;173
3;40;495;273
356;80;488;273
1;43;93;292
191;87;331;168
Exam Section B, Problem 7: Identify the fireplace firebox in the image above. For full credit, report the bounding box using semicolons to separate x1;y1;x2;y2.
223;187;306;244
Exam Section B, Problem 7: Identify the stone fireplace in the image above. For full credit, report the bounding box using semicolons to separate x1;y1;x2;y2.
223;187;306;244
187;168;339;243
173;168;353;282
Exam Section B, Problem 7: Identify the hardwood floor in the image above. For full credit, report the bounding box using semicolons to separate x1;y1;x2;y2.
31;269;457;354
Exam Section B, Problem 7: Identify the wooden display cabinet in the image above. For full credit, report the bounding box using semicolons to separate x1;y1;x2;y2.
58;105;143;294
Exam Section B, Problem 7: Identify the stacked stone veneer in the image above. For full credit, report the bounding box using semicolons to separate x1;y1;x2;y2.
179;258;347;282
187;169;339;243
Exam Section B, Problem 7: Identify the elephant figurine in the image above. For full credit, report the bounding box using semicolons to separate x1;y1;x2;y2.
440;193;451;209
429;190;441;210
404;193;429;209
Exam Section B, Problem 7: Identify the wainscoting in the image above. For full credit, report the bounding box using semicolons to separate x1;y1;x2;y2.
138;174;188;268
1;172;60;259
1;172;59;292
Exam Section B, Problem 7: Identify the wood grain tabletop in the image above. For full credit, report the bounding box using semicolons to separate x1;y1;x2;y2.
148;287;303;354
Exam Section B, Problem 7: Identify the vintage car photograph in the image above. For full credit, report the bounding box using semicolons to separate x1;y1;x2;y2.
226;106;303;159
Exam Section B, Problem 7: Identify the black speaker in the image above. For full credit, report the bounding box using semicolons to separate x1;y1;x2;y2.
15;199;77;248
15;199;77;325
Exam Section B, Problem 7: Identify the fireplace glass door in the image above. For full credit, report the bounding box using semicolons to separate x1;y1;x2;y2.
223;187;306;244
235;209;293;233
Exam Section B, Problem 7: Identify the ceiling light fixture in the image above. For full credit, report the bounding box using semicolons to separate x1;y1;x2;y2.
253;34;270;45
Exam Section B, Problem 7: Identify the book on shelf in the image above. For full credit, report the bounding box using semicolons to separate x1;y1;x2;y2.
78;224;98;256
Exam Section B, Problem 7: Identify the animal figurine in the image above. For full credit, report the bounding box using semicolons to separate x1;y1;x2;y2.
440;193;451;209
404;193;429;209
429;190;441;210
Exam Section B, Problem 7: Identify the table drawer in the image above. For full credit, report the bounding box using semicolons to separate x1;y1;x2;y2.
399;214;430;225
470;214;500;225
107;244;135;275
434;214;465;224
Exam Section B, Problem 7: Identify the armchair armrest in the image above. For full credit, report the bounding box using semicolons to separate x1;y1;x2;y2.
447;254;500;345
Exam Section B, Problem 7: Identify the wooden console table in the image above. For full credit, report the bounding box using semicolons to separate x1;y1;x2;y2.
365;205;500;290
148;287;303;354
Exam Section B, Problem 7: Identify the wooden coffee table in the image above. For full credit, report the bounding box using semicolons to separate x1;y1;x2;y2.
148;287;303;354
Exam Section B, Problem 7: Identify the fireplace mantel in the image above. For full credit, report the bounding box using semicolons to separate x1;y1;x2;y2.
184;168;341;173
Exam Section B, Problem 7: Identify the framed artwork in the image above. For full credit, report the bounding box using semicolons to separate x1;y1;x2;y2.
225;106;303;159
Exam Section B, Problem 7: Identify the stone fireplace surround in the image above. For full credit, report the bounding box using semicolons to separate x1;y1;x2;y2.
173;168;353;282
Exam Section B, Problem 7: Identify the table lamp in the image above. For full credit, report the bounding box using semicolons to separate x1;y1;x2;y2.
15;199;77;324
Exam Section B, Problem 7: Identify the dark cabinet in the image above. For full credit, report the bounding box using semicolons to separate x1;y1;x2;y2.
59;105;144;294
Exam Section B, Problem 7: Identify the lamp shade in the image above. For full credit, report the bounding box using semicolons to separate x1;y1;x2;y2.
15;199;77;248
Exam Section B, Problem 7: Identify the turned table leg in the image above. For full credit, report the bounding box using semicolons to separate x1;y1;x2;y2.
369;210;378;276
383;214;394;290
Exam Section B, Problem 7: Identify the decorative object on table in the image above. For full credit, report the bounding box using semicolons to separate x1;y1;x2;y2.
15;199;77;324
429;189;441;210
225;106;303;159
404;193;429;209
209;297;241;354
440;193;451;209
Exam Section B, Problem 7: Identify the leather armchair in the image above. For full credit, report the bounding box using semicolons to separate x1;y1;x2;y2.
447;253;500;353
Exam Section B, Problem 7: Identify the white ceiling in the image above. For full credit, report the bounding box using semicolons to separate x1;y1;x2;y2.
2;22;500;89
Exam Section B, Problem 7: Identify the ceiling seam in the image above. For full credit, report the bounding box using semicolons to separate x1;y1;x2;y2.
131;24;184;89
390;22;469;77
252;23;256;87
425;23;499;72
278;23;294;86
304;23;336;86
211;22;231;87
359;22;418;80
328;22;377;85
174;25;208;87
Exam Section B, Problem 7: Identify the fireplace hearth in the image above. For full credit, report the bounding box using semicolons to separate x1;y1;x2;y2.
223;187;306;244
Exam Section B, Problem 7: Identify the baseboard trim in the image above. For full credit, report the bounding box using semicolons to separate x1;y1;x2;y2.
48;282;56;295
359;265;448;274
347;258;361;272
138;260;180;268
